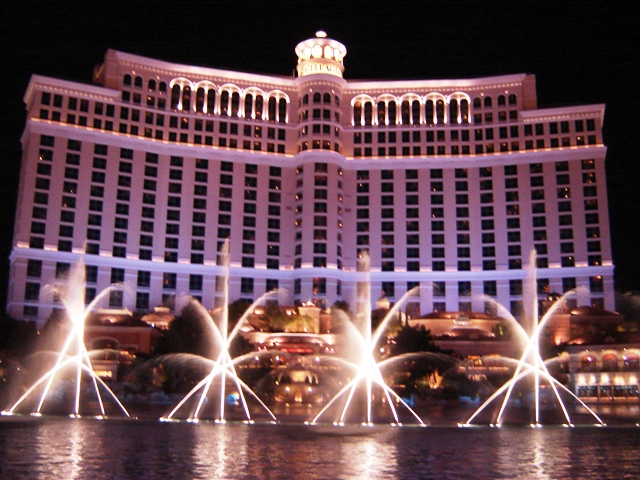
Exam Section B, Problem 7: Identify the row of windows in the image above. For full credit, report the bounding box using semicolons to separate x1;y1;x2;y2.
31;136;604;265
39;90;596;136
121;73;291;120
352;120;596;146
25;259;602;297
352;97;470;126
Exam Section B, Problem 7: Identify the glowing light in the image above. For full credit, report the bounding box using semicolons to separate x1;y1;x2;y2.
4;261;130;418
309;253;426;427
165;240;278;423
462;250;605;427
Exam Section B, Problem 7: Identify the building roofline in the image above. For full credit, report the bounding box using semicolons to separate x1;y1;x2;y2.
520;104;606;122
25;74;119;104
344;73;532;93
107;51;537;94
108;49;297;87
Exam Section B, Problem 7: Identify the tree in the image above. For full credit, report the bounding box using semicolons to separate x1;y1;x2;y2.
154;303;214;357
388;325;452;395
228;334;254;359
227;299;253;332
391;325;442;356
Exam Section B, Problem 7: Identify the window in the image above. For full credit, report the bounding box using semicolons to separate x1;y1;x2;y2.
241;278;254;294
163;272;177;290
458;281;471;296
189;274;203;291
25;282;41;301
111;268;125;284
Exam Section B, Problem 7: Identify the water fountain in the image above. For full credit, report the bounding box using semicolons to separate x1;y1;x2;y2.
461;250;605;427
161;240;278;423
307;254;427;430
1;261;130;418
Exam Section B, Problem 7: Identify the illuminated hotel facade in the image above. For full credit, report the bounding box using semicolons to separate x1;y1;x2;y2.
8;32;614;325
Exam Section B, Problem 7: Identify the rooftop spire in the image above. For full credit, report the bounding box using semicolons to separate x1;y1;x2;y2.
295;32;347;78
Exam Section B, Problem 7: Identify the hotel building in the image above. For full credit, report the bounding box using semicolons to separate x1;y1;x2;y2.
8;32;614;326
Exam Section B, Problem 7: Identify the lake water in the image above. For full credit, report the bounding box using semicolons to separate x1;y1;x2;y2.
0;417;638;479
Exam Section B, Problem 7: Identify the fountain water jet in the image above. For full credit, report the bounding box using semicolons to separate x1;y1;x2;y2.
161;240;278;423
308;254;426;428
2;261;130;418
461;250;605;427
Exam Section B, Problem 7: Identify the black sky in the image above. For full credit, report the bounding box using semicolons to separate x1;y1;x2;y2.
1;0;638;310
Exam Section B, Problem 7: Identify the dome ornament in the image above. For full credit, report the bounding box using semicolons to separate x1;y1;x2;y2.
295;32;347;78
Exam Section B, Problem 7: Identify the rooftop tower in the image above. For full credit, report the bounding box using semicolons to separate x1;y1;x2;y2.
295;31;347;78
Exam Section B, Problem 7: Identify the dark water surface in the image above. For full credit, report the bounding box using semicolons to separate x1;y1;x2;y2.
0;418;638;479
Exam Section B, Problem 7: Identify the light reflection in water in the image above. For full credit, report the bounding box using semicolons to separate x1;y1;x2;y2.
0;420;637;479
192;424;251;479
494;427;574;480
68;424;83;480
339;434;399;480
34;420;89;480
531;430;551;480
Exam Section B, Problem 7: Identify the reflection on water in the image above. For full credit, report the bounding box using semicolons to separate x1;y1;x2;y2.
531;430;552;480
340;435;398;480
192;425;251;479
0;419;638;479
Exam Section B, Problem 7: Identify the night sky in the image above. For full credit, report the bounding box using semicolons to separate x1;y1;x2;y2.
1;1;637;310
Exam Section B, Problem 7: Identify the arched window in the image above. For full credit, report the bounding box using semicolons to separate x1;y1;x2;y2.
623;353;639;371
206;90;216;114
220;91;230;115
473;97;481;108
335;95;340;107
401;100;410;125
498;95;506;106
268;97;277;121
123;74;132;86
412;100;421;125
581;355;596;372
363;102;373;126
230;92;240;116
255;95;263;120
436;99;445;124
508;94;517;105
148;79;157;91
460;99;469;123
303;94;309;105
278;98;287;123
159;82;167;93
425;100;434;124
449;99;459;124
387;101;397;125
170;84;180;109
182;86;191;111
245;94;253;118
134;76;143;88
377;102;386;125
195;88;205;113
484;96;492;108
323;93;331;104
313;92;321;103
602;354;618;371
354;101;362;125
